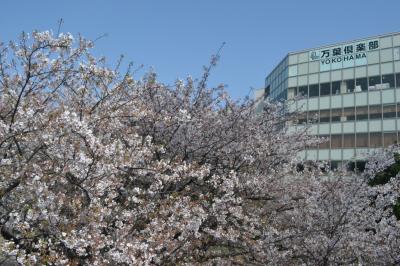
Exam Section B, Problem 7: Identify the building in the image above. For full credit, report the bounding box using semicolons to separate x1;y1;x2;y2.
256;32;400;170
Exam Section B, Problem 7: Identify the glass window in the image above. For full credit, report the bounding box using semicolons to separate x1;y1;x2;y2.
330;161;340;171
320;83;331;96
383;104;396;118
331;135;342;148
277;91;284;100
347;162;356;172
369;105;382;120
309;84;319;97
331;108;341;122
319;135;330;149
332;81;341;95
356;133;368;148
319;110;330;123
356;161;367;172
307;141;318;149
308;111;318;123
369;75;382;89
345;79;355;93
370;132;382;148
343;134;355;148
298;86;308;97
343;107;355;121
265;85;271;97
384;132;397;147
287;87;297;99
298;115;307;124
356;106;368;120
356;77;368;91
382;74;395;88
397;103;400;117
396;73;400;88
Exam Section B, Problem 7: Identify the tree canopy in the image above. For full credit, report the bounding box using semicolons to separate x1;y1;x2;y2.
0;31;399;265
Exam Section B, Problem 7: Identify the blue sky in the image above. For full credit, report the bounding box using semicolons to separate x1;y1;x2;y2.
1;0;399;99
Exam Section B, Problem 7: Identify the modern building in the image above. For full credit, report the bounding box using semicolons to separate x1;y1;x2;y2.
255;32;400;170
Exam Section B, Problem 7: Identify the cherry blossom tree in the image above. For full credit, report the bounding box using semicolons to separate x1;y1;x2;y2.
0;30;399;265
266;170;400;265
0;30;316;265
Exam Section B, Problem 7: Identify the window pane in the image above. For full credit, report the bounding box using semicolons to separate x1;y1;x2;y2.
343;107;355;121
345;79;355;93
287;87;297;99
369;105;382;119
347;162;356;172
370;132;382;148
298;86;308;97
397;103;400;117
308;111;318;123
343;134;355;148
332;81;341;95
384;132;397;146
320;82;331;96
356;133;368;147
319;135;330;149
298;111;307;124
356;161;367;172
356;77;368;91
330;161;340;171
319;110;330;123
309;84;319;97
383;104;396;118
396;73;400;88
356;106;368;120
369;75;382;89
331;135;342;148
331;108;341;122
382;74;395;88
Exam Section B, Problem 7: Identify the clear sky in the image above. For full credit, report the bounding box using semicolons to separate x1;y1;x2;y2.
1;0;399;99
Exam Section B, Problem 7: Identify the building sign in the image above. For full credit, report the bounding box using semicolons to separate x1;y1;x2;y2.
309;39;379;71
